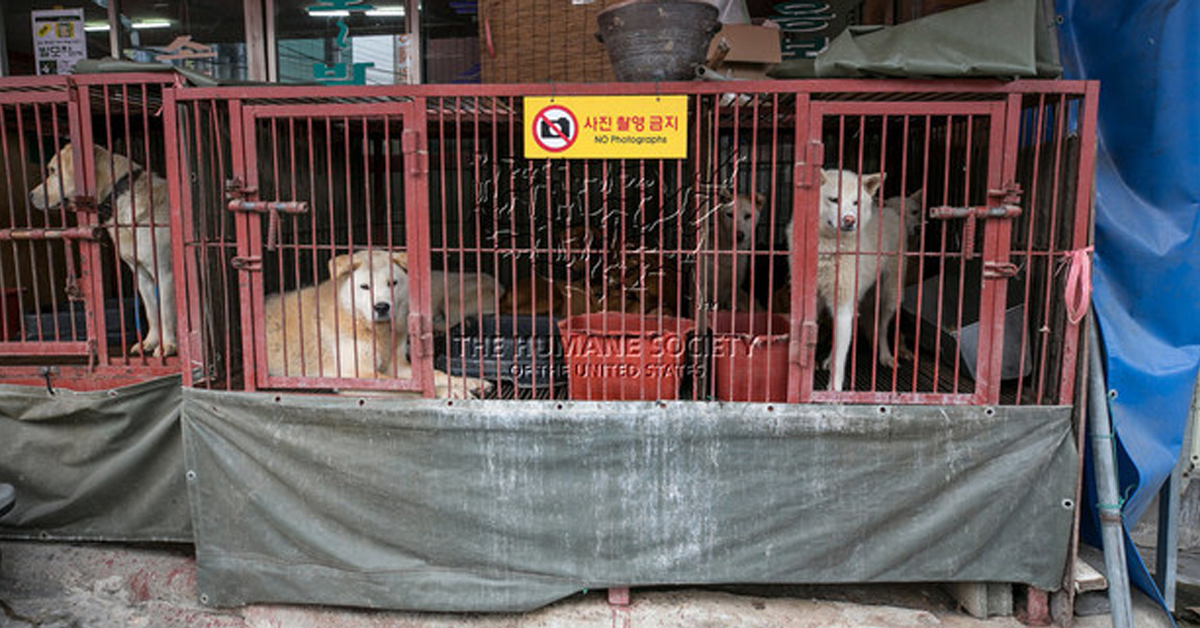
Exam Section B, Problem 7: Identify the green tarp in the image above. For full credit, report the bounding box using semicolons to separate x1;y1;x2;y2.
0;376;191;542
184;390;1077;613
771;0;1062;79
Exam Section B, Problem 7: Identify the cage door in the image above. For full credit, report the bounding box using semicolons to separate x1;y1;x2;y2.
0;92;100;360
235;103;432;394
803;101;1009;405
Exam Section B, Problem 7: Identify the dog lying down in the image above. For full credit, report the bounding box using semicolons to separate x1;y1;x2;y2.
28;144;177;357
263;249;493;398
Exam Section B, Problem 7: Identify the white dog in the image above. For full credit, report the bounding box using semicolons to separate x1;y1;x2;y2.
788;169;907;391
698;190;764;310
29;144;176;357
264;249;492;398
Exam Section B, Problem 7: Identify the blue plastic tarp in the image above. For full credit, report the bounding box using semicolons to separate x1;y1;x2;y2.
1057;0;1200;611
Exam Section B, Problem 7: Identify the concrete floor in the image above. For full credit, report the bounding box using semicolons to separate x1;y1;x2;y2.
0;540;1176;628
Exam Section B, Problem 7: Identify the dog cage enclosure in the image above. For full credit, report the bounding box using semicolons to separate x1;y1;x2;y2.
166;80;1096;407
0;74;181;391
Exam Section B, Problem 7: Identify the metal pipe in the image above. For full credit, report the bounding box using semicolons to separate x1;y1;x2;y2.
1087;311;1134;628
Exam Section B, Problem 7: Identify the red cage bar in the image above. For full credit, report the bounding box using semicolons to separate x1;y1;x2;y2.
0;74;181;391
165;79;1096;406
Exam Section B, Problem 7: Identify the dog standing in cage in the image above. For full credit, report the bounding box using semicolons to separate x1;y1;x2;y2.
29;144;177;357
787;169;895;392
697;190;764;311
263;249;492;398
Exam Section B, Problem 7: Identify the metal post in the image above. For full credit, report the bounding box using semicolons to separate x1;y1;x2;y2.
1087;312;1134;628
1155;462;1180;611
108;0;122;60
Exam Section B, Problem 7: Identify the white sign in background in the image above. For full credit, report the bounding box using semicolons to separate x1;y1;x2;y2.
31;9;87;76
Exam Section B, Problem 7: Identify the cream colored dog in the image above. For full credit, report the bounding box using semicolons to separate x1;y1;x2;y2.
264;249;492;398
697;190;764;310
29;144;176;356
787;169;894;391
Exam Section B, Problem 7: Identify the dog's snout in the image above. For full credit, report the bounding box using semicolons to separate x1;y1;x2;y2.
374;302;391;315
737;231;747;243
840;215;857;232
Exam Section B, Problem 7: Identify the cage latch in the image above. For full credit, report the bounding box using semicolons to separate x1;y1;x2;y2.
929;185;1023;258
983;261;1020;279
230;256;263;272
226;200;309;252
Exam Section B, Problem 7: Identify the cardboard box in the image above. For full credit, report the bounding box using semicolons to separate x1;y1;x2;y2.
706;23;783;80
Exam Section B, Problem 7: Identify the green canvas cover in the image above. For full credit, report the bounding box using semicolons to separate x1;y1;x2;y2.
771;0;1062;79
0;376;191;542
184;390;1078;613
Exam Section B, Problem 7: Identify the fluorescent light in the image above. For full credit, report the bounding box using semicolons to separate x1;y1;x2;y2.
131;19;172;29
366;6;405;16
307;6;405;17
84;22;111;32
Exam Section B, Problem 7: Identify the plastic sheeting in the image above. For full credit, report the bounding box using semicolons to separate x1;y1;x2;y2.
0;376;191;542
183;390;1077;613
1057;0;1200;610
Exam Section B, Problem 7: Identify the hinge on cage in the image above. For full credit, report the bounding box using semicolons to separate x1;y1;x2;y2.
87;338;98;372
984;261;1020;279
230;256;263;272
407;312;432;360
791;319;818;369
402;130;429;176
796;141;823;189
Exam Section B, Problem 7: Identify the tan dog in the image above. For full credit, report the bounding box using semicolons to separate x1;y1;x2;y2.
264;249;491;398
429;271;506;332
501;275;598;318
29;144;176;356
697;191;764;311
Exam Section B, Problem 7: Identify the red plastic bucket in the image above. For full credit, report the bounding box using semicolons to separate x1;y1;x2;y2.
1;288;22;341
558;312;696;401
710;311;790;402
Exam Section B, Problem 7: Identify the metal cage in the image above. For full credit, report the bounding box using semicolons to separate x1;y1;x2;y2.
168;79;1097;406
0;73;182;391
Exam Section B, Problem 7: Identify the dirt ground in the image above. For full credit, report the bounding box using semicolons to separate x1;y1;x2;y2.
0;540;1177;628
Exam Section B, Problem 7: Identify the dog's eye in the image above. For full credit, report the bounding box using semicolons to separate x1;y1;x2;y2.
359;283;370;290
386;280;396;287
827;196;838;204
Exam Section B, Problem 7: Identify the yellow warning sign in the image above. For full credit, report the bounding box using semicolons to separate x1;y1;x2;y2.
524;96;688;160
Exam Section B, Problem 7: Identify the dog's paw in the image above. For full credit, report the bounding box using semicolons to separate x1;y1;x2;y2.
128;338;158;356
158;342;178;358
819;354;832;371
434;372;494;399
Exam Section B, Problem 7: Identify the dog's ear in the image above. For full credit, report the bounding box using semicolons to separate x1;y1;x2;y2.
328;253;363;279
753;192;766;209
391;251;409;270
862;173;884;196
717;188;733;204
819;169;830;186
907;189;923;206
